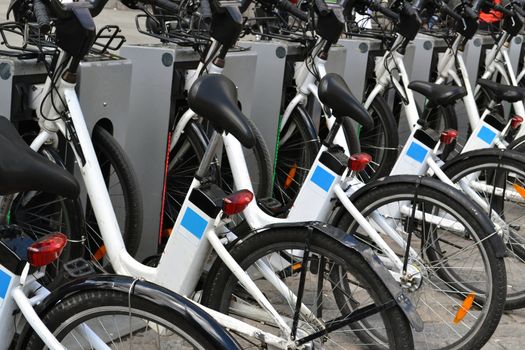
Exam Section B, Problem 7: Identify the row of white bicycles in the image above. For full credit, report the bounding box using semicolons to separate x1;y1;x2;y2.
0;0;524;348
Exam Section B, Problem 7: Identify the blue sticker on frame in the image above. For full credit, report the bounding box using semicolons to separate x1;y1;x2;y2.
406;142;428;163
181;207;208;239
477;125;496;145
0;269;11;300
310;166;335;192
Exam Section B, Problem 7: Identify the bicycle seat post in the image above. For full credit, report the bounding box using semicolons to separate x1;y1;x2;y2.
195;131;222;181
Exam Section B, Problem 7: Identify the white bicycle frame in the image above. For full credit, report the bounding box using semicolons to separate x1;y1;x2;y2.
25;39;434;347
361;34;515;233
437;33;525;140
475;31;525;134
0;261;69;350
29;51;360;349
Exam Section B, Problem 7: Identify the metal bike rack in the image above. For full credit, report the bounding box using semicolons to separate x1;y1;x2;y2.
409;34;440;107
0;56;47;122
119;44;257;259
464;34;493;88
238;40;288;164
339;37;383;102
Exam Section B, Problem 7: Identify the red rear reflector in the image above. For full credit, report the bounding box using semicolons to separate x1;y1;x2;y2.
223;189;254;216
27;233;67;267
440;129;458;145
511;115;523;129
348;153;372;172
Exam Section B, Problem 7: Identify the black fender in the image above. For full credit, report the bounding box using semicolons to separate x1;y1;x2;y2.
16;275;239;350
440;148;525;173
343;174;507;258
213;221;424;332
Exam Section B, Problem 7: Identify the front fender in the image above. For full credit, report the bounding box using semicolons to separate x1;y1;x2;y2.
260;221;424;332
16;275;239;350
346;175;507;258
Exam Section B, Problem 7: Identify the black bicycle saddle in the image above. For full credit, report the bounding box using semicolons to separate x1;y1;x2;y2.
478;79;525;103
318;73;374;130
408;81;467;106
0;117;79;198
188;75;256;148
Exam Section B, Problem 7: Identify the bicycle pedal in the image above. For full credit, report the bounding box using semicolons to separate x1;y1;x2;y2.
64;258;95;278
257;197;288;217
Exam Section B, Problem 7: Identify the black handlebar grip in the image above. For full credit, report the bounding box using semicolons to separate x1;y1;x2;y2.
315;0;330;15
494;4;514;16
440;2;463;23
276;0;309;21
199;0;212;23
514;3;525;17
33;0;51;33
153;0;180;13
377;4;400;20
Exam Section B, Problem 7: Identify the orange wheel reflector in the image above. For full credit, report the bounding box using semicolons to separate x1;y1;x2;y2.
284;163;298;189
163;228;173;238
453;292;476;324
93;245;107;261
292;262;302;271
513;184;525;200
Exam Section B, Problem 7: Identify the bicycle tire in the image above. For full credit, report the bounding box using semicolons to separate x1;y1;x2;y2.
24;289;234;350
202;227;414;349
359;94;399;182
442;148;525;309
163;120;208;241
274;106;320;206
330;177;506;350
87;125;143;258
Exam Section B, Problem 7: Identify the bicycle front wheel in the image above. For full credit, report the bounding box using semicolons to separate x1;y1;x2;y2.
331;177;506;350
24;287;236;350
442;148;525;309
203;227;414;349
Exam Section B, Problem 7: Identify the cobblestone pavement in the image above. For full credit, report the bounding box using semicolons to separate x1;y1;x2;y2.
0;2;524;348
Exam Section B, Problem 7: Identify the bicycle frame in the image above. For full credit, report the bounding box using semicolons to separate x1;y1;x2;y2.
437;33;525;139
28;53;362;349
361;33;515;233
0;265;65;350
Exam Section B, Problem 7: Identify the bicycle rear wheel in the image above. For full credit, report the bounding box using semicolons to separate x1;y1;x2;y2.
359;95;399;182
331;178;506;350
203;227;414;349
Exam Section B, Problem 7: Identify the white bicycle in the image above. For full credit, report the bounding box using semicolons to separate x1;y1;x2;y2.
0;116;240;350
353;0;525;311
7;1;425;349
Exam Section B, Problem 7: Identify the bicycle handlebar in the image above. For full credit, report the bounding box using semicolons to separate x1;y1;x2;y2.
315;0;330;15
437;0;463;23
149;0;180;13
494;3;514;16
367;0;400;21
274;0;308;21
33;0;51;33
514;2;525;16
199;0;212;23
